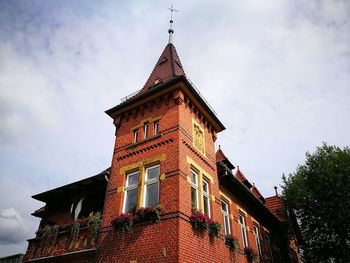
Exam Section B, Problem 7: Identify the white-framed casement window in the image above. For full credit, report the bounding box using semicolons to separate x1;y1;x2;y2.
254;224;262;256
143;164;160;207
221;200;231;235
144;122;149;139
154;121;159;135
265;232;273;263
133;129;139;143
202;179;210;217
123;171;140;213
239;212;248;248
190;169;199;210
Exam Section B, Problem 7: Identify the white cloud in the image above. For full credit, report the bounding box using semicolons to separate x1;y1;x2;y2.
0;0;349;255
0;43;60;142
0;208;29;245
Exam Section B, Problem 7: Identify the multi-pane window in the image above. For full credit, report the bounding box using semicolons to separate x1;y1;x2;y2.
239;212;248;248
202;179;210;217
144;123;149;139
154;121;159;135
123;171;139;213
254;224;262;256
190;169;199;210
265;232;273;263
144;165;160;207
221;200;231;235
133;129;139;143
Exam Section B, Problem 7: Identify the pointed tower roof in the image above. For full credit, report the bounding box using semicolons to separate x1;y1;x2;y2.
139;43;185;95
251;183;265;203
106;41;225;132
235;166;253;189
215;145;235;170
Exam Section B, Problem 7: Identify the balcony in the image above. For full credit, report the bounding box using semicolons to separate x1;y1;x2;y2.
24;217;98;262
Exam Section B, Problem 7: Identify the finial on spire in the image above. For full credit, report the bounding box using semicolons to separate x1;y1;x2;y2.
167;4;179;44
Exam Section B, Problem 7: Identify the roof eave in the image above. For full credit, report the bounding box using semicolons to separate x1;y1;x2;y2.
105;75;226;132
218;162;280;224
32;168;110;202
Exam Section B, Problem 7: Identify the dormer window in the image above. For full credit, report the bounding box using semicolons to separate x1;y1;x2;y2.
133;129;139;143
154;121;159;136
144;123;149;139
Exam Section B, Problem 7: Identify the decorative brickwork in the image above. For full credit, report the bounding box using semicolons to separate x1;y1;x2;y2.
24;41;299;263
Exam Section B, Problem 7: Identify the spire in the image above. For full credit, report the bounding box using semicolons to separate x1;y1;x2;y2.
140;42;186;94
167;5;178;44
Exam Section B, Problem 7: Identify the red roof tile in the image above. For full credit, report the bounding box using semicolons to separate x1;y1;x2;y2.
235;166;253;188
251;183;265;202
215;146;235;169
140;43;185;95
265;195;286;222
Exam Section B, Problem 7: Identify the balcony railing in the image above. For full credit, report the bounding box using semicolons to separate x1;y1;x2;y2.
119;77;217;116
24;218;97;261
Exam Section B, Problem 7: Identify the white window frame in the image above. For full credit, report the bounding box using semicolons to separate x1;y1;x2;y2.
133;129;139;143
190;169;199;210
154;121;159;135
202;179;210;217
143;164;160;207
239;212;248;248
254;224;262;256
265;232;273;263
144;123;149;139
123;170;139;213
221;200;231;235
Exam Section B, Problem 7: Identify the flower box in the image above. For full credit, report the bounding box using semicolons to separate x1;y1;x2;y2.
111;213;133;232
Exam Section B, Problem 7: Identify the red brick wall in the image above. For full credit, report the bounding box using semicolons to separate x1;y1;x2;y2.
97;89;181;262
95;83;293;263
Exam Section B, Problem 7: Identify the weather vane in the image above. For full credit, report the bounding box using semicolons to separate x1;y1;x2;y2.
168;4;179;43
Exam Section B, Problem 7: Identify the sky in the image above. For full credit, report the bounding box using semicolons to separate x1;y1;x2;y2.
0;0;349;257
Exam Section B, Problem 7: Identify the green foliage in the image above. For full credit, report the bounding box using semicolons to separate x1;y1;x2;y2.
282;143;350;263
88;212;101;240
41;225;59;244
208;220;221;237
225;235;238;250
70;221;80;242
244;247;258;261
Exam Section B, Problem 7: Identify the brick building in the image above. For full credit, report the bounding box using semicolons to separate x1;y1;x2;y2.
24;31;300;263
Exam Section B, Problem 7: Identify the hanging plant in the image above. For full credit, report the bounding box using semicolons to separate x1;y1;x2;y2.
208;220;221;237
41;225;59;244
88;212;101;240
244;247;258;261
225;235;238;251
189;210;209;231
133;205;162;223
70;221;80;242
112;213;133;232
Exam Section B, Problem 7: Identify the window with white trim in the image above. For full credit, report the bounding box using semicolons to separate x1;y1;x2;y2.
254;224;262;256
202;179;210;217
123;171;139;213
190;169;199;210
154;121;159;135
265;232;273;263
239;212;248;248
253;224;262;256
133;129;139;143
143;165;160;207
221;200;231;235
144;123;149;139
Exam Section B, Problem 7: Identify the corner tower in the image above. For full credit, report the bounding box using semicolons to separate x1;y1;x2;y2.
97;29;227;261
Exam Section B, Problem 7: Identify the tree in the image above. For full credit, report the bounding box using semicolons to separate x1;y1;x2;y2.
282;143;350;263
